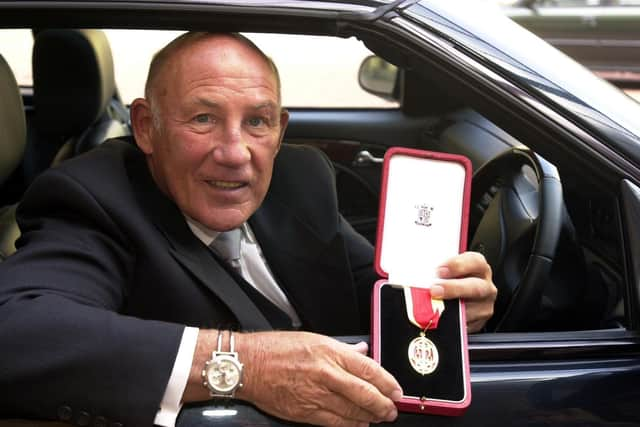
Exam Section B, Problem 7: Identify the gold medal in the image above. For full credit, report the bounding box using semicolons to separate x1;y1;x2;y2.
408;332;439;375
404;287;444;375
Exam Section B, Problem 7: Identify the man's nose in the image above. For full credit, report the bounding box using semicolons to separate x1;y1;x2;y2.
212;126;251;165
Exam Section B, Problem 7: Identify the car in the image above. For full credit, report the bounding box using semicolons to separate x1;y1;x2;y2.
1;0;640;426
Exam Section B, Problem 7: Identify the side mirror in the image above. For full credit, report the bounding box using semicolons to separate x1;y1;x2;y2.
358;55;400;102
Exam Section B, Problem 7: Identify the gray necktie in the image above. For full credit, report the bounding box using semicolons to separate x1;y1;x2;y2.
211;228;242;270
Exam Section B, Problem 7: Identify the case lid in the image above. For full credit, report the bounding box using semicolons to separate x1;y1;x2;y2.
375;147;471;287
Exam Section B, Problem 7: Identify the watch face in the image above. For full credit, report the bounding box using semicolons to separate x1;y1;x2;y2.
206;356;242;393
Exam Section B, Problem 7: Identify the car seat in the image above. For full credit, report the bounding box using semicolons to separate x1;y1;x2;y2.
1;29;131;260
31;28;129;165
0;53;26;259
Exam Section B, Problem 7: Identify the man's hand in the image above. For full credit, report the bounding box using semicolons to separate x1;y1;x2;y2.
234;331;402;426
431;251;497;333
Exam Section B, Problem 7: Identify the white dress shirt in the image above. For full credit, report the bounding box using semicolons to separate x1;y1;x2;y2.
154;218;300;427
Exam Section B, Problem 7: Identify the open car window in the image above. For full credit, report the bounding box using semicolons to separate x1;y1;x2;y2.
0;29;33;86
109;31;399;108
0;26;630;335
0;29;399;109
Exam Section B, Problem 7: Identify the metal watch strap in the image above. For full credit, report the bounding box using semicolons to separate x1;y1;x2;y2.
202;330;243;398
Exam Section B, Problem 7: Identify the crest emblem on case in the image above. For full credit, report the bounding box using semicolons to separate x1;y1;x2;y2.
414;204;434;227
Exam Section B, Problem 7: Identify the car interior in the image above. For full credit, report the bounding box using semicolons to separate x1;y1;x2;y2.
0;27;628;335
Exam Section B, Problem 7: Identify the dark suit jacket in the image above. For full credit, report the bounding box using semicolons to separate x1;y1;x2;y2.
0;137;375;426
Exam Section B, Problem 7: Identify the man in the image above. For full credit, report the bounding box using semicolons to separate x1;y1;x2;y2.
0;32;496;427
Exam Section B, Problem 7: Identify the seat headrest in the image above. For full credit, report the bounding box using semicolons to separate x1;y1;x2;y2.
0;54;26;184
33;29;117;138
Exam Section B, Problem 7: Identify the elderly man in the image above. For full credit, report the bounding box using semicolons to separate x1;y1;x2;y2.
0;32;496;427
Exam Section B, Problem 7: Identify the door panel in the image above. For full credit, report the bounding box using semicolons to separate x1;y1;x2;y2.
285;137;384;244
283;109;518;244
177;332;640;426
285;109;428;244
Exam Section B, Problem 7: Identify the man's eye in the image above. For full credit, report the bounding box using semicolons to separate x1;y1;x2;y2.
194;114;210;124
247;117;265;127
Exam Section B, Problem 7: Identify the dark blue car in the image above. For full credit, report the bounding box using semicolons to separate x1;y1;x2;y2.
0;1;639;426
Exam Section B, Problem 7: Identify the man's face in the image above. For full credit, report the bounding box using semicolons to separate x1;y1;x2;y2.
133;35;288;231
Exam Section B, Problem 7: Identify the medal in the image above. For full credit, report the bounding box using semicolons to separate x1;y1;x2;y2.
404;287;444;375
408;333;439;375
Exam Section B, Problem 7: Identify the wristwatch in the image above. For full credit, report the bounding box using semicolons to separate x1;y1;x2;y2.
201;331;244;398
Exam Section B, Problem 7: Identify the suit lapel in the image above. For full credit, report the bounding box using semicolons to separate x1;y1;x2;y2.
122;138;361;334
125;146;272;331
250;193;361;335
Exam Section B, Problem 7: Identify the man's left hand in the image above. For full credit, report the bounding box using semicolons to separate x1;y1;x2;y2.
430;252;497;333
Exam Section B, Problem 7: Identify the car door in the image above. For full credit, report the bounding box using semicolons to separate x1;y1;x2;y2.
2;2;640;426
179;15;640;424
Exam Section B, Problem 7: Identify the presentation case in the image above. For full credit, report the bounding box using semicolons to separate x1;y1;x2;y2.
371;147;472;415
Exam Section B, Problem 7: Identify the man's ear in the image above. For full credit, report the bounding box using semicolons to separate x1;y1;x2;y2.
276;108;290;152
130;98;155;154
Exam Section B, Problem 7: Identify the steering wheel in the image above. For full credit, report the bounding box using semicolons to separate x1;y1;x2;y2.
469;147;563;332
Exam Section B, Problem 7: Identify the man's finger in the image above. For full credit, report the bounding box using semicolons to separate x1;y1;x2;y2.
438;251;491;279
324;350;401;420
467;318;487;333
324;369;398;421
350;341;368;356
340;346;402;399
435;276;497;301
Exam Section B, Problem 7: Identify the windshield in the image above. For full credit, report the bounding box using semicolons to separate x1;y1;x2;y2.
409;0;640;144
500;0;640;6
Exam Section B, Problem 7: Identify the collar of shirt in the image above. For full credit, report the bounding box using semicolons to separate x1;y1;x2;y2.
184;217;256;247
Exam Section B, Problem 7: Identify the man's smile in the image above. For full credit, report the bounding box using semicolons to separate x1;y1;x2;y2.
206;180;246;189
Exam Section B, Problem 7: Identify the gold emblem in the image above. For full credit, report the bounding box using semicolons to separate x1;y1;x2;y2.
408;334;439;375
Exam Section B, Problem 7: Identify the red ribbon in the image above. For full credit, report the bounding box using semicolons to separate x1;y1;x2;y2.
409;287;442;330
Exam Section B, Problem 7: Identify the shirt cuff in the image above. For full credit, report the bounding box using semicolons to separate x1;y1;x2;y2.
154;326;199;427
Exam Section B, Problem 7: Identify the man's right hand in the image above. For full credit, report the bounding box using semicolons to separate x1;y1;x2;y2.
188;330;402;427
237;331;402;426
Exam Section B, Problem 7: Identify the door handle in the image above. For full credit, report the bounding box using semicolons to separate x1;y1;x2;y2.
353;150;383;166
